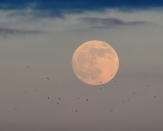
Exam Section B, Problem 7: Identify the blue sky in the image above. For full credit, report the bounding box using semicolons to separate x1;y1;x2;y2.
0;0;163;12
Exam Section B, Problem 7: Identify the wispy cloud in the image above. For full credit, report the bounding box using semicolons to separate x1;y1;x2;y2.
81;17;150;29
0;27;43;36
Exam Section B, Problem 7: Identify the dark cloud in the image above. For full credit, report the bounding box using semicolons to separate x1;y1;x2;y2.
82;17;150;28
0;27;42;36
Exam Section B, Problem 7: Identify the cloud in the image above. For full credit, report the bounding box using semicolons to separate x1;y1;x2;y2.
0;8;157;36
81;17;150;29
0;27;43;36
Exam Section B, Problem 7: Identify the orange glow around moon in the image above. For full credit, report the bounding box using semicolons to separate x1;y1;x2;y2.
72;40;119;86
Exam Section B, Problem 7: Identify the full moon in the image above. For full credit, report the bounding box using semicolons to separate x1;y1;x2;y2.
72;40;119;86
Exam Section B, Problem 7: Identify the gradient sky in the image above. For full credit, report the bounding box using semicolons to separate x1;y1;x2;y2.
0;1;163;131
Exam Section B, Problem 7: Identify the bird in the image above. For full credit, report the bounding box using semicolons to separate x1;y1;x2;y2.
86;98;89;102
153;95;157;99
74;109;78;113
57;97;61;101
45;76;50;80
109;108;115;113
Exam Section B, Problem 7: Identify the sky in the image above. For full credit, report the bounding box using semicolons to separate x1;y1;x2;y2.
0;0;163;131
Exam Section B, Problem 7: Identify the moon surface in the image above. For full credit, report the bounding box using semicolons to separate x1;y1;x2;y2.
72;40;119;86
